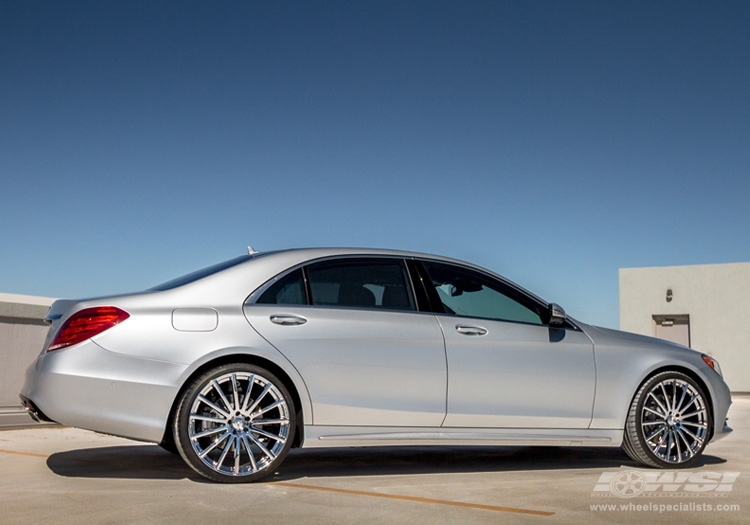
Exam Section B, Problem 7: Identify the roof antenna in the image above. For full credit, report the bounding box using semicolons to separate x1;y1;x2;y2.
247;246;259;254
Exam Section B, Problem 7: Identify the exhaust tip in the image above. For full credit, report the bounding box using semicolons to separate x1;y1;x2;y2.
19;396;55;423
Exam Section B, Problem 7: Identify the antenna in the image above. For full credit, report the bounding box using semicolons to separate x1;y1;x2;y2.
247;246;259;254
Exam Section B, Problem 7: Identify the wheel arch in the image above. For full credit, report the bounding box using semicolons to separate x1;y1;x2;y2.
629;364;715;441
160;353;306;451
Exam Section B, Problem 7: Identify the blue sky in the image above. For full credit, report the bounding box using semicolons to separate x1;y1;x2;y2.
2;1;749;329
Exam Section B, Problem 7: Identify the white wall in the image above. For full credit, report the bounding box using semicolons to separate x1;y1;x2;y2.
0;293;55;426
619;262;750;392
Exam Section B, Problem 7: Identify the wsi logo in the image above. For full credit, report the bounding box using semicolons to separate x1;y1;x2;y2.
592;471;740;498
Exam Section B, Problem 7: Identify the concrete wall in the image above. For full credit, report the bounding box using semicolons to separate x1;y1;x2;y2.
0;292;55;427
619;262;750;393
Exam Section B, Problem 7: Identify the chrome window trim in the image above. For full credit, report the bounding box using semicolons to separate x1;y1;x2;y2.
245;254;420;313
415;257;582;331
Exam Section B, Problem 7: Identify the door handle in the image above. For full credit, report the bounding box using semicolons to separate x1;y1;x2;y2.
455;324;487;336
270;314;308;326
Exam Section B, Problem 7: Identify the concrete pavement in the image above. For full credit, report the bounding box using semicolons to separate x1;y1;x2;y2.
1;396;748;524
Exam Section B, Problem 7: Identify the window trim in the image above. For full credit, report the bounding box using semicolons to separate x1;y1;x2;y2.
253;266;310;306
415;258;579;330
247;255;420;313
245;253;580;330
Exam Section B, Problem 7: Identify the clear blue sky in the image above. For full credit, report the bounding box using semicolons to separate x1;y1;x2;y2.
2;1;749;329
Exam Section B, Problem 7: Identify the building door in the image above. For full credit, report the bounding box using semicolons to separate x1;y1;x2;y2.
653;315;691;347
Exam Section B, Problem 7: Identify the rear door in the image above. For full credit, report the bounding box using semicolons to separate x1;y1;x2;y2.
244;257;447;427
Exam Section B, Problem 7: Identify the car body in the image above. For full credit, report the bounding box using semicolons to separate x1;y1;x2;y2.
21;248;732;482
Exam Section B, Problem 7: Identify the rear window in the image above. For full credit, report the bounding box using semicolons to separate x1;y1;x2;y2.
150;255;253;291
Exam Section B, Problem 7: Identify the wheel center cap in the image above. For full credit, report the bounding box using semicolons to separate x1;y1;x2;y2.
231;417;246;432
666;414;680;427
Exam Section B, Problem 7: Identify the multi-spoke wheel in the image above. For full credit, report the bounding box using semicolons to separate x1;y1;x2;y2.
623;371;711;468
174;363;296;482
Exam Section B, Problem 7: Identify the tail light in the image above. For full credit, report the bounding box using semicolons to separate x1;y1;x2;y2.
47;306;130;352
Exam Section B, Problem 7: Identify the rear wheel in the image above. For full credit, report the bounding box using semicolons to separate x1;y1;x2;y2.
174;363;295;482
623;371;711;468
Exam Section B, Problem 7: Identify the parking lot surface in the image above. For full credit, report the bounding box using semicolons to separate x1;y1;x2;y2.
1;396;748;524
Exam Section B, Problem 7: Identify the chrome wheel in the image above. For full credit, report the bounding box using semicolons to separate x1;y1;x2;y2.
623;371;711;468
175;364;295;482
640;378;708;463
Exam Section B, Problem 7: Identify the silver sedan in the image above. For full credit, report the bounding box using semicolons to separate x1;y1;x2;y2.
20;248;732;482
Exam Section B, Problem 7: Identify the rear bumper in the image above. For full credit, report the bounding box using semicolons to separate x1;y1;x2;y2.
20;340;187;443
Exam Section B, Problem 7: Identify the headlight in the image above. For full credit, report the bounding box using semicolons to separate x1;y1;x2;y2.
701;354;723;377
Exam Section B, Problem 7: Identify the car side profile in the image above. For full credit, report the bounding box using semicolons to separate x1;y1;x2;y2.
21;248;732;482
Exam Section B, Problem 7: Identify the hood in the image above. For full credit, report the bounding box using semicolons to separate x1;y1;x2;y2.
580;323;698;354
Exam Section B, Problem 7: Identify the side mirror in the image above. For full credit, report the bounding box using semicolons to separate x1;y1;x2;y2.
548;303;566;326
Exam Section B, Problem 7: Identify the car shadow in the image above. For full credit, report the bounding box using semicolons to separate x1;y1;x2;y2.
273;445;727;481
46;445;196;480
45;444;727;482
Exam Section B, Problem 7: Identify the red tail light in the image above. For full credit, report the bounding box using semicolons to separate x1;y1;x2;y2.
47;306;130;352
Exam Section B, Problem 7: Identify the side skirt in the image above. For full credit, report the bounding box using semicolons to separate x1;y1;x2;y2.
301;426;623;448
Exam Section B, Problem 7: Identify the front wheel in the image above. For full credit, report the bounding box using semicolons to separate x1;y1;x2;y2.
623;371;711;468
174;363;296;482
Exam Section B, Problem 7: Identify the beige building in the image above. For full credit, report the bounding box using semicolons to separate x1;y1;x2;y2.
619;262;750;393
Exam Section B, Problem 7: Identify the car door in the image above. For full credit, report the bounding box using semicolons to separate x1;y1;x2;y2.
244;257;447;427
419;260;595;429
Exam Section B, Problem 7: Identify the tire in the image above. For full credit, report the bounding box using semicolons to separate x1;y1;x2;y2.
158;437;179;455
623;371;711;468
173;363;296;483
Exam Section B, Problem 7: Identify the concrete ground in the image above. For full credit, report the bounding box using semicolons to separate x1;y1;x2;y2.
1;397;748;525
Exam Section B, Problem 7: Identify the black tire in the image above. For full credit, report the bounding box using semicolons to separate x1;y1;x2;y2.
623;371;711;468
158;437;179;455
173;363;296;483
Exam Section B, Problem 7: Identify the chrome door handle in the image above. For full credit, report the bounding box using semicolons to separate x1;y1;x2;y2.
455;325;487;336
270;314;308;326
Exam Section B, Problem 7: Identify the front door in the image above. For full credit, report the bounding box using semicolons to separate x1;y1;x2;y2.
420;260;596;428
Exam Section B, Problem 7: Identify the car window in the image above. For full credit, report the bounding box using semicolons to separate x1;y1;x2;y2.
421;261;543;325
256;268;307;305
150;255;253;291
307;259;415;311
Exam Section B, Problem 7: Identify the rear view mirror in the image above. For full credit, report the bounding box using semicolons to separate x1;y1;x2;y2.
548;303;566;326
